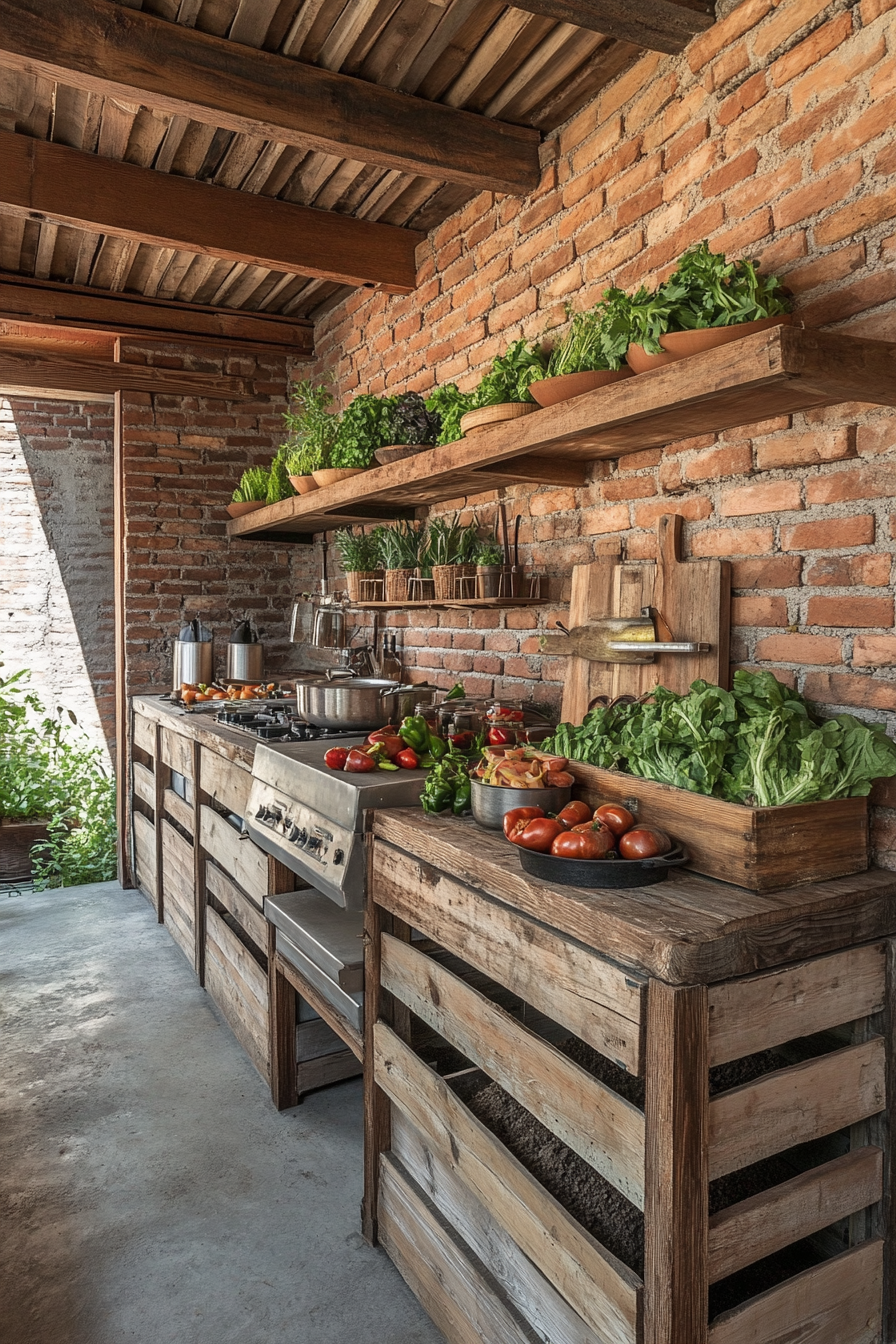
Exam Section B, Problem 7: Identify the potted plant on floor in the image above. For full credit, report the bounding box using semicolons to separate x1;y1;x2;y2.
228;466;270;518
378;521;424;604
332;527;385;603
317;393;395;487
459;339;548;435
529;298;635;408
623;241;792;372
281;379;339;493
375;392;442;465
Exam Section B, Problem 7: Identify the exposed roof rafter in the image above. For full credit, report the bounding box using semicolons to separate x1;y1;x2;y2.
507;0;714;53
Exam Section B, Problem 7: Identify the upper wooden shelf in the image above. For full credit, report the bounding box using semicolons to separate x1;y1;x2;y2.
226;327;896;544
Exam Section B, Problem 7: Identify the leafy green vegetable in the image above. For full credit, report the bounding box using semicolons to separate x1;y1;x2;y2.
332;527;382;573
281;379;339;476
386;391;441;446
331;393;396;469
543;671;896;807
661;241;791;333
546;300;618;376
472;339;547;407
425;384;474;445
231;466;270;503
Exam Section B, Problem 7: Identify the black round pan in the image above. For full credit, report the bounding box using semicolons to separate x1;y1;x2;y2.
514;843;688;888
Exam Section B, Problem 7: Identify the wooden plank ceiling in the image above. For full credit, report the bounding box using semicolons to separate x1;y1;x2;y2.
0;0;713;328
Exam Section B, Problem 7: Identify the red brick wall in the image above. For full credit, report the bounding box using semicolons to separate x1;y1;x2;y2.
1;395;116;753
118;341;317;698
313;0;896;866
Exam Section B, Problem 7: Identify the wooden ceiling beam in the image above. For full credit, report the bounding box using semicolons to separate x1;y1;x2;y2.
0;0;541;195
0;274;314;355
0;134;423;293
0;346;252;398
507;1;714;53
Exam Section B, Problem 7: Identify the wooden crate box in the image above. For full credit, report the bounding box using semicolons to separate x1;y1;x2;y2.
365;812;896;1344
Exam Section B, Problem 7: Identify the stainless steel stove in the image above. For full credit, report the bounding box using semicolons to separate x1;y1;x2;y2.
216;704;358;743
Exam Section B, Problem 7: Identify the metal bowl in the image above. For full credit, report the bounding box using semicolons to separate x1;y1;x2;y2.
515;843;689;888
470;778;572;830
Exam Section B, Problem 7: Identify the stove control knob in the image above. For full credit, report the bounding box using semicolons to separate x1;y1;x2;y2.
289;825;306;846
256;805;272;824
333;849;345;866
306;836;322;854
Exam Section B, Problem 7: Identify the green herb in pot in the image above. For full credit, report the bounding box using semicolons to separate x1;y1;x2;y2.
377;520;423;571
546;300;619;377
472;339;548;406
231;466;270;503
386;391;441;446
426;514;480;567
281;378;339;476
425;384;474;446
475;540;505;566
330;393;396;469
266;448;296;505
332;527;382;573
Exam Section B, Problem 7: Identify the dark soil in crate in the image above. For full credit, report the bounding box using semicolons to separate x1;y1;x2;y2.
452;1036;826;1317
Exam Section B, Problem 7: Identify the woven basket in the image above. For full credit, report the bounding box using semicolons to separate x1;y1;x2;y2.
0;819;50;881
346;570;383;603
384;568;415;604
433;564;477;602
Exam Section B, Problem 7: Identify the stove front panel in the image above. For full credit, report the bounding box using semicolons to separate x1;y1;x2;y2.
246;778;364;907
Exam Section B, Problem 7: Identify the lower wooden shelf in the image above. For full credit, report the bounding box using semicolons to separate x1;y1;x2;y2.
351;597;547;610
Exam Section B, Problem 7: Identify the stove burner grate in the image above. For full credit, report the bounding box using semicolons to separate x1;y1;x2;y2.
215;706;358;742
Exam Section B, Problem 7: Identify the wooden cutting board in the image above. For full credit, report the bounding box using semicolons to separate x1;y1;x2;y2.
558;515;731;724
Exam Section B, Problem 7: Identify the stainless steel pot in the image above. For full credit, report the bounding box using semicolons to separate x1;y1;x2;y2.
470;778;572;830
172;639;213;693
294;678;403;730
226;642;264;682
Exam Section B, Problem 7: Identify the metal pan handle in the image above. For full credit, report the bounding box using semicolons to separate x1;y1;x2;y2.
641;845;689;869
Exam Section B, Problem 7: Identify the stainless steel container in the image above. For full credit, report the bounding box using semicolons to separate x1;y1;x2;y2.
295;678;423;730
226;642;264;682
172;638;213;692
470;778;572;830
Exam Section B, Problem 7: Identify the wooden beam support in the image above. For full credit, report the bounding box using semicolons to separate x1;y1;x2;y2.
0;273;313;355
0;0;541;196
0;347;251;398
509;1;714;53
0;133;423;294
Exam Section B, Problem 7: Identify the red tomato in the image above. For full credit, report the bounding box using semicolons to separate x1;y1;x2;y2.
619;826;673;860
594;803;636;836
511;817;566;853
556;824;615;859
324;747;349;771
396;748;419;770
503;806;545;840
344;747;377;774
556;800;592;827
488;726;513;745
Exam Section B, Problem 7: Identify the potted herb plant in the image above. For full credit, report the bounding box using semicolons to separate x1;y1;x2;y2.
427;515;480;601
318;393;395;487
375;392;442;465
530;299;636;408
266;447;296;506
281;379;339;493
624;242;792;372
332;527;384;603
459;339;548;436
378;520;423;604
474;539;505;599
228;466;270;518
425;384;474;447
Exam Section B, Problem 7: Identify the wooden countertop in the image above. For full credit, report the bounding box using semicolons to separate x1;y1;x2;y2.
373;809;896;985
132;694;257;768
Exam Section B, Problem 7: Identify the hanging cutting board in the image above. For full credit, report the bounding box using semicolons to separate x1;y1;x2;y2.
559;515;731;724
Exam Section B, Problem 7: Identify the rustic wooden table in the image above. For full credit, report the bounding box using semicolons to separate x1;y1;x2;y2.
365;809;896;1344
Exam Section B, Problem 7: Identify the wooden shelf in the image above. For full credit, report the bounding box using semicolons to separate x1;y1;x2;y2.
349;598;547;610
226;327;896;544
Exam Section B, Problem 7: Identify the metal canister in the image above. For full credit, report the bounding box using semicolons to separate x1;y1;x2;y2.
225;642;264;682
172;638;214;692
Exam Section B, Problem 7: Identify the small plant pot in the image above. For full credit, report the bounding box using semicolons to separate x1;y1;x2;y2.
433;564;477;602
288;474;319;495
460;403;537;436
0;817;51;881
384;568;415;604
625;343;679;374
345;570;384;603
528;367;634;407
476;564;503;599
312;467;367;488
375;444;433;466
658;314;792;359
226;500;267;518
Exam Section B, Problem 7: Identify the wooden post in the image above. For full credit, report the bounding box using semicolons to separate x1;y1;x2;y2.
152;722;166;924
644;979;709;1344
363;829;390;1245
268;930;299;1112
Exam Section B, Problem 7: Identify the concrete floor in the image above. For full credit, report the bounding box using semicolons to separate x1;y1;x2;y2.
0;881;444;1344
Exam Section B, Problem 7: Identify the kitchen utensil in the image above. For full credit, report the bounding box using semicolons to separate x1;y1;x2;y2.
513;843;688;887
511;513;521;598
539;614;709;664
171;618;214;691
226;642;264;681
470;779;572;830
499;503;510;567
295;678;427;730
310;602;347;650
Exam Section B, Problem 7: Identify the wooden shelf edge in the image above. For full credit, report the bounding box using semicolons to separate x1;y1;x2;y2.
349;598;547;610
225;327;896;545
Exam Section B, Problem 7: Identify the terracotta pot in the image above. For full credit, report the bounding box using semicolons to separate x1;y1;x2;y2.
459;403;537;436
529;367;635;408
312;467;367;488
0;818;50;882
625;343;679;374
288;474;319;495
226;500;267;518
659;314;792;358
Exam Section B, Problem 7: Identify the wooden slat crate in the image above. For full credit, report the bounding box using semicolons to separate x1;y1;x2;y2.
367;821;894;1344
160;819;195;969
133;810;156;908
199;804;268;904
205;904;270;1082
199;745;251;819
570;762;869;891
